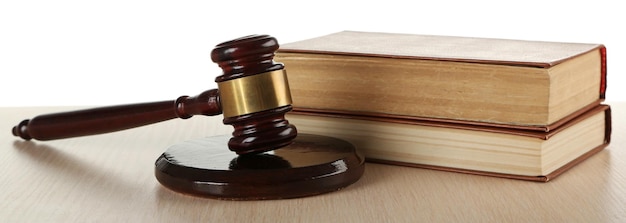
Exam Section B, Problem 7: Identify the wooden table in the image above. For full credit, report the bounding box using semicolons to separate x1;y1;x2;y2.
1;103;624;222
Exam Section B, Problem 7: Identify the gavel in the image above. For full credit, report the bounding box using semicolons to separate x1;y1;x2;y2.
12;34;365;200
11;34;297;155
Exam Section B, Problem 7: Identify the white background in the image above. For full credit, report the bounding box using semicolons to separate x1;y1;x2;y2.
1;0;624;106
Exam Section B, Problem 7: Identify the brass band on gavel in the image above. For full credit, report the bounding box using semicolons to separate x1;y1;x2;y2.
218;69;293;118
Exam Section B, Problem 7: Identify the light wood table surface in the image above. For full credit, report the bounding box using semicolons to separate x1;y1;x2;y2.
1;103;624;222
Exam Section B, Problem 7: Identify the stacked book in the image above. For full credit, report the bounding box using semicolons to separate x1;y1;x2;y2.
276;31;611;182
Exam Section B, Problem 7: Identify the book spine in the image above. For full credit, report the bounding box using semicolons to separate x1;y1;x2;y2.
600;46;607;99
604;105;612;143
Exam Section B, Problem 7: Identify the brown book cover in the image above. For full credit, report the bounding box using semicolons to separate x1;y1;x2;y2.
279;31;607;72
289;104;612;182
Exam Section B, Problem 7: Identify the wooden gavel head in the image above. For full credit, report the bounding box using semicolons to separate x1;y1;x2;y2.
211;35;297;155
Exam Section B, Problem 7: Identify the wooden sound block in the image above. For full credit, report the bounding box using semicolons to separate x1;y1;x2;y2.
155;134;365;200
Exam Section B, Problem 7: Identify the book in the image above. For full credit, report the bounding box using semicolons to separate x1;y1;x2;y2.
276;31;607;130
286;104;611;182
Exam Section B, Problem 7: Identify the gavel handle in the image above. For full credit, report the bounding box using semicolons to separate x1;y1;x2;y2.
12;89;221;140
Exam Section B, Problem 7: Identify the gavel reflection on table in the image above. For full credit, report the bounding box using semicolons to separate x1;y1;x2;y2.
11;35;364;200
